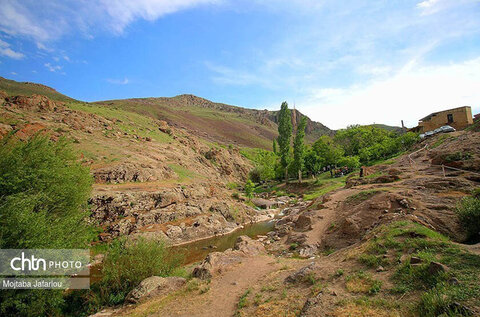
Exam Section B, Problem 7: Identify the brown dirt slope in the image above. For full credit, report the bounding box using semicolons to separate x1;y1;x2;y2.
95;94;332;149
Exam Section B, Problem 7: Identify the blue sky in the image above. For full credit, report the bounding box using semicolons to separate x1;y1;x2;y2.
0;0;479;129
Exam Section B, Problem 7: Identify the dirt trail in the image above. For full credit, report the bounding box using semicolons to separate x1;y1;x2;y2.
304;188;359;246
122;255;287;317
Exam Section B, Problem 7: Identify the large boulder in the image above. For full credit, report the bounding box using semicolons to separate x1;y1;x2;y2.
192;235;265;280
233;235;265;255
251;198;279;209
294;212;315;231
126;276;186;303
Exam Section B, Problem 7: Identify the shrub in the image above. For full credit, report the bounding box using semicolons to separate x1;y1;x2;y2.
0;136;93;316
456;196;480;241
244;180;255;199
90;237;183;307
0;135;93;249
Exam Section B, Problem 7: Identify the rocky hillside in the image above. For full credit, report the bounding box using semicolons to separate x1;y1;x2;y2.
0;89;272;245
0;77;333;150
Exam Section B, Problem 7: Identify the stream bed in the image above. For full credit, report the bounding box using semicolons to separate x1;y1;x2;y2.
171;220;276;265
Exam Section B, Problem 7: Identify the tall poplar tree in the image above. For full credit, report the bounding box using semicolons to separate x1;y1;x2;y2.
277;101;292;183
293;117;307;183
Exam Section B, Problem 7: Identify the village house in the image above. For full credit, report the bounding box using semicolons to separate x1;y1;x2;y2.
411;106;473;133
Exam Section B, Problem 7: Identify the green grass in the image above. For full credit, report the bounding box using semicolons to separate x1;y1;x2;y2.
68;102;173;143
0;76;75;102
345;271;382;295
303;175;347;200
237;289;251;309
345;189;386;205
431;134;452;149
358;221;480;316
168;164;199;183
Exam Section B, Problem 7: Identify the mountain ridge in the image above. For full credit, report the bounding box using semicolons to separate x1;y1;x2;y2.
0;76;333;149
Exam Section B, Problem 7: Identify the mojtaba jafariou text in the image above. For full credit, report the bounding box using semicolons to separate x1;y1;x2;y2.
2;279;64;289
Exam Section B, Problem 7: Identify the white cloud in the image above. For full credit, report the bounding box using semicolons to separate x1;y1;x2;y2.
417;0;440;8
415;0;474;16
10;71;17;75
99;0;222;34
0;39;24;59
106;77;130;85
44;62;62;72
0;0;222;43
299;57;480;129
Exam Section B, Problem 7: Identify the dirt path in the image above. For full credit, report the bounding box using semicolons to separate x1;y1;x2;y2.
121;255;286;317
304;187;359;246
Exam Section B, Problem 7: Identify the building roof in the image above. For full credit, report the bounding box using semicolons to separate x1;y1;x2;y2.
419;106;471;122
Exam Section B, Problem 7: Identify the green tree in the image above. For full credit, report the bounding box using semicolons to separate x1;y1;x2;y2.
0;135;93;316
277;102;292;183
312;136;344;168
304;148;322;178
293;117;307;183
245;179;255;200
272;139;277;154
248;149;277;182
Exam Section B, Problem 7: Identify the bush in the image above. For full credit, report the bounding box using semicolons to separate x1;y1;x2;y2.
90;238;183;307
245;180;255;199
0;135;93;316
456;196;480;241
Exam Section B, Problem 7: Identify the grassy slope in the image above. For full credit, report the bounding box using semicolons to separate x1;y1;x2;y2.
96;97;278;149
96;95;332;150
0;76;75;102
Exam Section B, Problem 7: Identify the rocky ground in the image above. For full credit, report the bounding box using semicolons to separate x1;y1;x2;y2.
95;130;480;317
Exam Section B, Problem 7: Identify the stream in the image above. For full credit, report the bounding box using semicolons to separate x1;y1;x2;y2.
90;220;276;283
171;220;276;265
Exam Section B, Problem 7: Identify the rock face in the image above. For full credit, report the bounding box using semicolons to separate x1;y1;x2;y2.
251;198;279;210
6;94;63;112
93;163;175;184
192;235;265;279
126;276;186;303
89;186;249;243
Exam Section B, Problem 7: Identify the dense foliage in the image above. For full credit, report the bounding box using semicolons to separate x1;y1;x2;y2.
88;238;183;308
335;125;418;164
0;135;93;316
247;118;418;183
292;117;307;182
277;101;292;182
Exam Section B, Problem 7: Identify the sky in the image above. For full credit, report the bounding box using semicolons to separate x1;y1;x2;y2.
0;0;479;129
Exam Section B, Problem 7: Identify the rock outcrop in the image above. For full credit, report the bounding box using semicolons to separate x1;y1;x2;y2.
126;276;186;303
192;235;265;279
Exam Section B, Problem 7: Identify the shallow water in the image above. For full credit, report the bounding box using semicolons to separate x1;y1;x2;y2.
89;220;276;283
171;220;276;265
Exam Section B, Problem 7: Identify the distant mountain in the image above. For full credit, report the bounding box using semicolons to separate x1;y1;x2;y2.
96;94;333;149
370;124;405;134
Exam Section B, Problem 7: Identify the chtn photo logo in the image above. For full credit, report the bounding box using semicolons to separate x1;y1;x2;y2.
10;252;83;272
0;249;90;276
